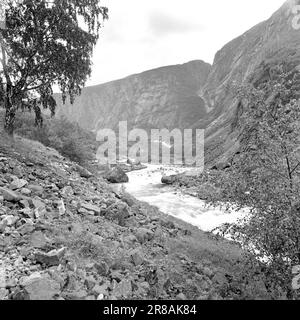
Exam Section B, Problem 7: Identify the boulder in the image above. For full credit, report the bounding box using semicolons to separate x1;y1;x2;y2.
161;175;178;185
135;228;154;244
20;273;60;300
104;202;131;226
27;185;44;195
75;165;93;179
10;178;28;190
80;202;101;215
34;248;66;267
130;248;144;266
105;167;129;183
0;187;21;202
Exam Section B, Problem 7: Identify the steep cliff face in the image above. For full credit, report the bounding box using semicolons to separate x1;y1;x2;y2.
197;0;300;163
55;0;300;165
55;60;211;132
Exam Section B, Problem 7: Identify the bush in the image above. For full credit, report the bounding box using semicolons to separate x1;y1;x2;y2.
13;111;96;165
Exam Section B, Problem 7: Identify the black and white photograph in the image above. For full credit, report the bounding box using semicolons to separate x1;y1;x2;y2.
0;0;300;307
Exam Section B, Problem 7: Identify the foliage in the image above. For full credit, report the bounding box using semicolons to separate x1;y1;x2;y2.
205;63;300;298
0;0;108;133
13;111;97;164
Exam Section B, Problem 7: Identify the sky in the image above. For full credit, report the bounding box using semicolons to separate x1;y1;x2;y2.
87;0;286;86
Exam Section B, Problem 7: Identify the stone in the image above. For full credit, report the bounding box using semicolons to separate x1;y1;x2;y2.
1;215;19;227
0;266;6;288
20;273;60;300
20;188;32;196
31;198;46;219
84;276;97;290
10;179;28;190
104;167;129;183
104;202;131;226
75;165;93;179
95;261;109;276
176;293;187;300
61;186;74;197
92;283;109;296
135;228;154;244
30;231;49;249
161;175;178;185
54;200;66;216
202;267;214;279
0;288;8;300
0;187;20;202
112;279;132;298
0;220;7;233
130;249;144;266
34;248;66;267
80;202;101;215
64;290;88;300
27;185;44;195
18;223;35;236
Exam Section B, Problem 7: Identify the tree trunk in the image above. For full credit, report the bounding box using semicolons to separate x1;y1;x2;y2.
4;93;15;136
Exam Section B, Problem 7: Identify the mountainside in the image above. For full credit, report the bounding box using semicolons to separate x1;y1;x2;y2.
55;60;211;132
199;0;300;163
55;0;300;165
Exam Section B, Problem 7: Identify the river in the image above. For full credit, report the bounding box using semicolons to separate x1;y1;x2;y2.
120;165;247;232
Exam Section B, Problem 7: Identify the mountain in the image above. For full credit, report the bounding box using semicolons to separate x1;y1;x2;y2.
198;0;300;163
55;0;300;165
54;60;211;132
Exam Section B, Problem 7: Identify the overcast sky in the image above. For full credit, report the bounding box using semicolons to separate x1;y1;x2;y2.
88;0;286;86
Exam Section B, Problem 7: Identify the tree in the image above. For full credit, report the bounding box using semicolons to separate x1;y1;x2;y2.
207;62;300;298
0;0;108;134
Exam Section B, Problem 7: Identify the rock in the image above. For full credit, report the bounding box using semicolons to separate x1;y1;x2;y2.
34;248;66;267
56;200;66;216
202;267;214;279
130;249;144;266
95;262;109;276
176;293;187;300
75;165;93;179
10;178;28;190
0;266;6;288
92;283;109;296
212;273;228;286
0;220;7;233
20;273;60;300
27;185;44;195
20;188;32;196
84;276;97;290
30;198;47;219
112;279;132;299
1;215;19;227
30;231;49;249
61;186;74;197
161;174;178;185
105;167;129;183
135;228;154;244
64;290;88;300
120;192;136;207
104;202;131;226
0;187;21;202
0;288;8;300
80;202;101;215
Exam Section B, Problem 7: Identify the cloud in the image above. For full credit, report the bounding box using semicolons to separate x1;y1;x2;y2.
148;11;204;37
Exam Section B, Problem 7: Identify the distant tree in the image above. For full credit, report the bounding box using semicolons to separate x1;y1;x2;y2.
0;0;108;134
207;63;300;297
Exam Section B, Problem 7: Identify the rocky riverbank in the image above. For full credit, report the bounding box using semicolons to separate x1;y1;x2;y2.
0;133;269;300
